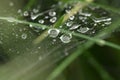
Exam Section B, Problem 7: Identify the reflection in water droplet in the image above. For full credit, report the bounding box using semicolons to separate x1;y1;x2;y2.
50;17;57;23
77;27;90;33
48;29;60;38
21;33;27;39
60;34;72;43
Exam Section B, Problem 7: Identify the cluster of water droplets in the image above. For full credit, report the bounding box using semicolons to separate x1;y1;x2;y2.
21;2;112;43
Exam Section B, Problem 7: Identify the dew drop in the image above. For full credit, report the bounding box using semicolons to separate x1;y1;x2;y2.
77;27;90;33
48;28;60;38
38;19;44;24
79;12;92;17
70;24;80;30
33;8;39;13
23;11;29;16
66;21;73;27
45;16;49;19
69;16;75;20
60;34;72;43
21;33;27;39
50;17;57;23
93;17;112;23
49;11;56;17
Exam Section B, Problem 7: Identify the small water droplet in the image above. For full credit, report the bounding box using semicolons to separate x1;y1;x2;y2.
38;19;44;24
45;16;49;19
60;34;72;43
33;8;39;13
50;17;57;23
66;21;73;27
48;28;60;38
49;11;56;17
69;16;75;20
79;16;87;20
77;27;90;33
21;33;27;39
23;11;29;16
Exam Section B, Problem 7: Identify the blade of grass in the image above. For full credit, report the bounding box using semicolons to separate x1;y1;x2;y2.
0;16;120;80
46;19;120;80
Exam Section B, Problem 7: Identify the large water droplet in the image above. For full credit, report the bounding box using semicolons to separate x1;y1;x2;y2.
48;28;60;38
60;34;72;43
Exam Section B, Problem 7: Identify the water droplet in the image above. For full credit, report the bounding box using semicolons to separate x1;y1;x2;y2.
50;17;57;23
66;21;73;27
49;11;56;17
21;33;27;39
60;34;72;43
45;16;49;19
48;28;60;38
79;12;92;17
33;8;39;13
38;19;44;24
23;11;29;16
69;16;75;20
93;17;112;23
70;24;80;30
77;27;90;33
79;16;87;20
